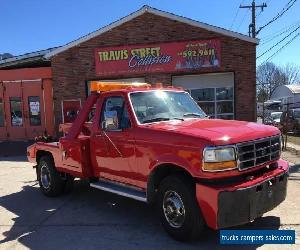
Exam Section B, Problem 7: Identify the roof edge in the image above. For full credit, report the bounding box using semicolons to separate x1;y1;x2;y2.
147;6;259;44
45;5;259;59
0;47;59;65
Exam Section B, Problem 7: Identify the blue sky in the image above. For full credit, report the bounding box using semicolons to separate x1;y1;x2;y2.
0;0;299;67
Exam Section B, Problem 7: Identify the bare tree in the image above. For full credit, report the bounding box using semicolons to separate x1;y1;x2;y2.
257;62;282;102
256;62;300;102
280;63;300;85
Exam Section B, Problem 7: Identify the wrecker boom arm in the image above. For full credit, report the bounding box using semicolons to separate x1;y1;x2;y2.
66;92;99;140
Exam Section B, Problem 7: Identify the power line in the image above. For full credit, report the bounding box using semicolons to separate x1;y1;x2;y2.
240;1;267;38
257;0;298;34
257;24;300;58
261;32;300;63
236;8;250;32
260;19;300;43
256;0;270;18
230;1;245;29
256;9;263;18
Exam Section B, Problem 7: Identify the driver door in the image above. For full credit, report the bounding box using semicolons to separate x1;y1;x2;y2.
91;95;137;186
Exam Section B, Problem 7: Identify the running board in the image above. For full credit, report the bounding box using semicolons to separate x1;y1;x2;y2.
90;178;147;202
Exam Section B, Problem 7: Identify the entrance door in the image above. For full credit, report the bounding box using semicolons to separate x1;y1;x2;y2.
1;80;47;141
22;80;45;138
0;82;7;140
3;81;26;140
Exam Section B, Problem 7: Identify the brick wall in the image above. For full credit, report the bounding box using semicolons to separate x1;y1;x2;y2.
51;13;256;131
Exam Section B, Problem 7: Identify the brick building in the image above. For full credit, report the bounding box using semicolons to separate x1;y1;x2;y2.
0;6;258;141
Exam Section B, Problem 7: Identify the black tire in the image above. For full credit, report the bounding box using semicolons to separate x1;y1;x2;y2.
37;156;65;197
156;175;205;241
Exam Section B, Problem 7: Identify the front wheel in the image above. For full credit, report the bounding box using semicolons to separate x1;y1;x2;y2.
157;175;205;241
37;156;65;197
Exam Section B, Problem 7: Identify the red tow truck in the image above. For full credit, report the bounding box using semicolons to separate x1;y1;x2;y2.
27;82;288;241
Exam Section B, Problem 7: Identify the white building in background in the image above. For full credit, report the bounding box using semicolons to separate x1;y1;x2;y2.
270;84;300;110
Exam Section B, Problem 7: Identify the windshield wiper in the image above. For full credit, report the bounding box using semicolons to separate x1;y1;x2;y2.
171;117;184;121
183;113;203;117
142;117;170;124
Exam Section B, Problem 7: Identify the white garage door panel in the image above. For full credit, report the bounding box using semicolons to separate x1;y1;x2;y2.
172;72;234;89
172;73;235;119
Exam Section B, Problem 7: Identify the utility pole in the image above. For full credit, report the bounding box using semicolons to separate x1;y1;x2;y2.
240;0;267;38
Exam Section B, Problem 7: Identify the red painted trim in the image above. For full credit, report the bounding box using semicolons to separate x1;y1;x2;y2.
0;67;52;81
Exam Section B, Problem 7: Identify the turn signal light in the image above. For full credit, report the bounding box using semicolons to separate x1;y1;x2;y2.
202;160;237;171
90;81;151;92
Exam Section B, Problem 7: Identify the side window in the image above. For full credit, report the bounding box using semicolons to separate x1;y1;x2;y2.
100;96;131;130
10;97;23;126
120;105;131;129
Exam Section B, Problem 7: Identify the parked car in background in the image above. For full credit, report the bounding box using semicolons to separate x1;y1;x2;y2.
270;111;283;127
280;108;300;134
263;115;274;126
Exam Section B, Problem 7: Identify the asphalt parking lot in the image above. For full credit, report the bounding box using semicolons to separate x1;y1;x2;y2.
0;152;299;250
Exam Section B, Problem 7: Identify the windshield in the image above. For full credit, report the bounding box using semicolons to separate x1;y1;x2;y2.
294;110;300;118
271;112;282;120
130;91;207;124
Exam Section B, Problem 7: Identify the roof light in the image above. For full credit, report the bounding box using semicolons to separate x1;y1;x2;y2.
90;81;151;92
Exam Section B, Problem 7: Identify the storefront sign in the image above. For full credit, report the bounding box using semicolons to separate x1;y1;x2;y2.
29;101;40;116
94;39;221;76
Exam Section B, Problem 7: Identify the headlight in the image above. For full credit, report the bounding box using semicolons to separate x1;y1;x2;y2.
202;146;237;171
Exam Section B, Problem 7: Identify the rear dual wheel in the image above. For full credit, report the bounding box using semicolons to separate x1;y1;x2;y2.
157;175;205;241
37;156;73;197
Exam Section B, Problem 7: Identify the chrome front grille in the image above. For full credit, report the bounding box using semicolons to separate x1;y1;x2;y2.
237;135;281;171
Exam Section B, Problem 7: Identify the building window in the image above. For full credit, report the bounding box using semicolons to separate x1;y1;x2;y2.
190;87;234;119
28;96;41;126
0;98;4;127
9;97;23;126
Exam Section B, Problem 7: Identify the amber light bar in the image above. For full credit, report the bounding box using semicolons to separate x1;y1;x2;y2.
90;81;151;92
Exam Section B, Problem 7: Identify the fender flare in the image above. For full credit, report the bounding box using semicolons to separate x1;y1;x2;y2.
146;154;196;204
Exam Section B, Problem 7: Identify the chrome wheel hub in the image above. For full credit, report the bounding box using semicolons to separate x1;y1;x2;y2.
40;164;51;189
163;191;185;228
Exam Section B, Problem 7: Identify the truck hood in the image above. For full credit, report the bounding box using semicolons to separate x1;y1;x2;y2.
144;118;279;145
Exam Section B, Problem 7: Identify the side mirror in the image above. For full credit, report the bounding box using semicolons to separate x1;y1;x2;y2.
103;110;119;130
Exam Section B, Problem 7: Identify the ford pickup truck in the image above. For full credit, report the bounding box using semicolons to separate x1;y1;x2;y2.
27;82;288;241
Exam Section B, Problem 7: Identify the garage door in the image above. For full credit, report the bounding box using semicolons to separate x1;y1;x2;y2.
172;73;234;119
0;80;48;141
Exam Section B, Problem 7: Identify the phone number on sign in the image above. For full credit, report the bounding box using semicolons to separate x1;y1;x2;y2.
178;49;216;57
